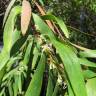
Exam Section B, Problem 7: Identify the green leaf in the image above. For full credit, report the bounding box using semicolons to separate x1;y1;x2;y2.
2;69;16;81
33;13;87;96
0;6;21;81
79;58;96;67
32;46;40;69
54;42;87;96
13;76;18;96
10;36;27;56
3;6;21;53
52;82;59;96
0;88;5;96
6;56;21;71
25;53;46;96
3;0;17;26
46;71;54;96
86;77;96;96
12;28;21;45
68;82;75;96
42;14;69;38
79;50;96;58
83;70;96;79
39;0;44;5
18;74;22;94
0;54;9;71
8;82;13;96
23;39;33;65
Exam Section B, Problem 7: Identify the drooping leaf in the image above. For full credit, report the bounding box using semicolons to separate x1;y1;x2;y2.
6;56;21;71
46;71;54;96
79;58;96;67
3;6;21;53
0;54;9;71
32;46;40;69
42;14;69;38
32;13;87;96
21;0;31;35
8;82;13;96
54;41;87;96
83;70;96;79
2;69;16;81
18;74;22;94
25;53;46;96
23;39;33;65
13;75;19;96
3;0;17;26
0;6;21;80
79;50;96;58
52;82;59;96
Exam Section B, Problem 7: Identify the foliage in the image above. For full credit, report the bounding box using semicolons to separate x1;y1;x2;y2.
0;0;96;96
45;0;96;49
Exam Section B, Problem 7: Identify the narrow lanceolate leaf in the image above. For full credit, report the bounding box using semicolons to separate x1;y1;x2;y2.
32;47;40;69
33;13;87;96
3;6;21;53
3;0;17;26
23;39;33;65
42;14;69;38
79;50;96;58
13;75;19;96
83;70;96;79
54;42;87;96
25;53;46;96
79;58;96;67
86;77;96;96
46;71;54;96
21;0;31;35
52;82;59;96
8;82;13;96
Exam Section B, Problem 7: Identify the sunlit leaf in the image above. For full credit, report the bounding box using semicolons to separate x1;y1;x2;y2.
68;82;75;96
33;13;87;96
3;6;21;53
3;0;17;26
86;77;96;96
42;14;69;38
79;50;96;58
79;58;96;67
25;53;46;96
83;70;96;79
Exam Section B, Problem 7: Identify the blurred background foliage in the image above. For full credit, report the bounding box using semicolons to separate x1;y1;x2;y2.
43;0;96;49
0;0;96;48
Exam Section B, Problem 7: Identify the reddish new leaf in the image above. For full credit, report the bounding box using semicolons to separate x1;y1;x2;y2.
21;0;31;35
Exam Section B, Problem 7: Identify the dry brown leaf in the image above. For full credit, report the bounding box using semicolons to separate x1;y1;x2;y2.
21;0;31;36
